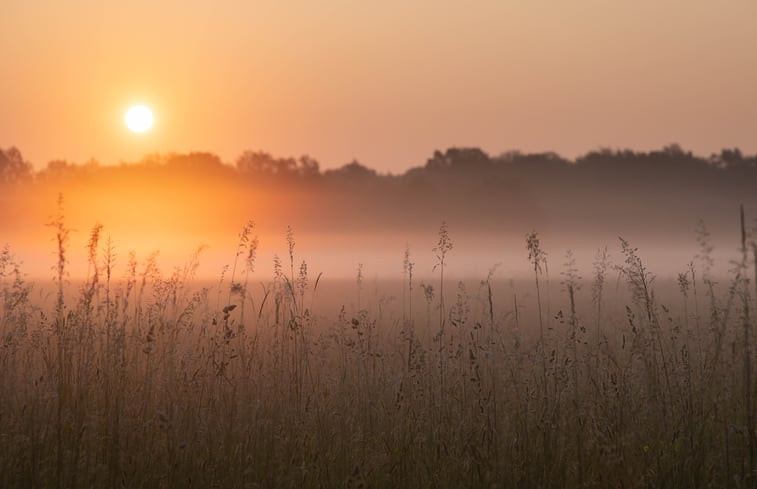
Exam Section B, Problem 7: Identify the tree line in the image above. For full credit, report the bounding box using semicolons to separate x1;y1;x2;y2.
2;144;757;185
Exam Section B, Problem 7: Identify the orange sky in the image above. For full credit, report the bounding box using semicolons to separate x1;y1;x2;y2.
2;0;757;172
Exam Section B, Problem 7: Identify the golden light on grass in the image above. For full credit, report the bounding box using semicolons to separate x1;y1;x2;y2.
125;104;154;133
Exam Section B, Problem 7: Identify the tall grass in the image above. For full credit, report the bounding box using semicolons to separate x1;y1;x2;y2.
0;211;755;488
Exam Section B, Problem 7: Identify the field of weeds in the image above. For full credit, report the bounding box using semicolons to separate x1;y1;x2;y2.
1;205;755;488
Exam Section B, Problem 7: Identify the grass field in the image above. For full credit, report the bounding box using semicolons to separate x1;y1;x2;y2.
0;207;755;488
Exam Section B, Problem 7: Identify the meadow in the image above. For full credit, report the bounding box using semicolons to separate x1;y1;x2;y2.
5;0;757;485
0;204;755;488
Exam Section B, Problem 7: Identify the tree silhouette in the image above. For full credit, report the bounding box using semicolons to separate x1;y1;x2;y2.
0;147;33;184
237;151;321;179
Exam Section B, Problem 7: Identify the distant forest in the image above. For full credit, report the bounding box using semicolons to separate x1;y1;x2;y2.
2;144;756;240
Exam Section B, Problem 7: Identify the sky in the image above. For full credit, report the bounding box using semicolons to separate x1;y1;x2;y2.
2;0;757;173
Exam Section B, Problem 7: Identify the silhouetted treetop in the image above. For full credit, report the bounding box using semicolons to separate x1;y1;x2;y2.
0;147;33;184
711;148;757;169
425;148;491;171
323;160;377;180
236;151;320;179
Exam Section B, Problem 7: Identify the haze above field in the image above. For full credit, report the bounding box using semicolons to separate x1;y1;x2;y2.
1;145;755;279
2;0;757;171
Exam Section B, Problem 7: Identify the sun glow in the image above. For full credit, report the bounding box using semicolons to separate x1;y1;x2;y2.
125;105;154;133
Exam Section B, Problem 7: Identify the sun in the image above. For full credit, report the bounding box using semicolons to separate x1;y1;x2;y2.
125;105;154;133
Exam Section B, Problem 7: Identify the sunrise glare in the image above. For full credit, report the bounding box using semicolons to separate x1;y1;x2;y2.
124;105;153;133
1;2;756;488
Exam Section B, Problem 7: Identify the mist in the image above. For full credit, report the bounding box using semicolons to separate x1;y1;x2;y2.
1;144;754;280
